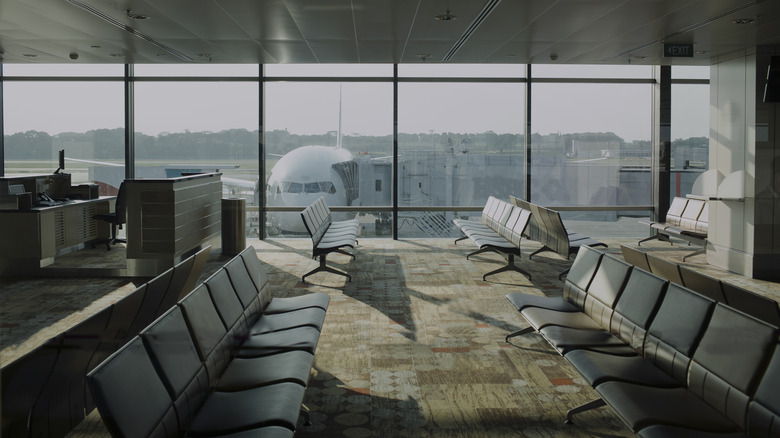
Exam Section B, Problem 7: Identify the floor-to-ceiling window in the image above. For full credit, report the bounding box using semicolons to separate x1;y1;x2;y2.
671;66;710;198
2;64;124;193
397;64;526;238
530;65;655;237
263;64;394;237
132;64;260;232
1;63;709;240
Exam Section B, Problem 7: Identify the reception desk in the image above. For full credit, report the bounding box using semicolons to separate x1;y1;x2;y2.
125;173;222;276
0;197;112;273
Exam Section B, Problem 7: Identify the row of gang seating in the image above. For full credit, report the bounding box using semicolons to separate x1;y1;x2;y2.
300;196;359;282
453;196;533;280
620;244;780;327
505;245;780;436
0;245;211;438
509;195;607;279
638;196;708;261
86;246;329;438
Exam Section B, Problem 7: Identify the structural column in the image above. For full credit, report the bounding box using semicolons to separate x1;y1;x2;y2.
708;47;780;280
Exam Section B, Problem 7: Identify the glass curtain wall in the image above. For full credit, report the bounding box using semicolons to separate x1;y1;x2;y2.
530;65;654;237
132;65;260;233
671;66;710;198
2;64;124;194
1;63;710;240
397;64;526;238
263;65;394;237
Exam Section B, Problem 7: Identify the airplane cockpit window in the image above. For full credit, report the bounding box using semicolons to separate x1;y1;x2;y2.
319;182;336;194
279;181;336;194
283;182;302;193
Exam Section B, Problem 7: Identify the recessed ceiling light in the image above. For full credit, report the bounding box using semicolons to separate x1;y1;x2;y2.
109;53;125;57
732;18;755;24
126;10;150;20
22;54;37;58
435;10;456;21
196;54;212;58
696;50;709;55
90;45;101;49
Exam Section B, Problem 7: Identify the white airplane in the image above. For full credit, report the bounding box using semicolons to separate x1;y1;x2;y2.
265;144;359;234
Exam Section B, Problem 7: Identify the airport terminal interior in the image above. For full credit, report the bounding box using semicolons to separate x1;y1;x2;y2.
2;0;780;437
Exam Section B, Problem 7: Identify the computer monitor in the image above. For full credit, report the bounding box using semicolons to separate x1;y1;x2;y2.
54;149;65;174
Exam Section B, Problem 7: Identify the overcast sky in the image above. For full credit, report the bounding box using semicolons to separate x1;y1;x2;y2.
3;65;710;142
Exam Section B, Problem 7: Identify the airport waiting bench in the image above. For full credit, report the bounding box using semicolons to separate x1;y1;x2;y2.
510;196;607;279
504;245;780;436
453;196;533;280
300;196;359;282
620;244;780;327
638;196;708;261
86;246;329;438
0;245;211;438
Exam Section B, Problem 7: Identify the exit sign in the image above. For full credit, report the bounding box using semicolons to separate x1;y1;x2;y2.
664;44;694;57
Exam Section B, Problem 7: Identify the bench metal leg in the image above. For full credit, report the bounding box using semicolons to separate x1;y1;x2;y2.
482;253;531;281
302;255;352;283
638;233;670;246
454;235;469;245
564;398;606;424
505;326;535;342
466;247;498;260
682;247;706;261
558;267;570;280
529;246;553;259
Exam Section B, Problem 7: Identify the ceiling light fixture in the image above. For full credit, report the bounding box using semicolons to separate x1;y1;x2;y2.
732;18;755;24
435;10;457;21
417;53;431;62
126;10;150;20
22;54;37;58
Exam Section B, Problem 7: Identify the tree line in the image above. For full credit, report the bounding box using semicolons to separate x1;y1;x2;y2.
3;128;706;161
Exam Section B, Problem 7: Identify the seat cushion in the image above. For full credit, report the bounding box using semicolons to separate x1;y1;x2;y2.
638;424;745;438
505;293;579;313
216;351;315;390
264;293;330;314
564;349;680;388
539;326;633;355
236;326;321;357
187;382;305;434
596;382;741;433
249;307;327;334
520;307;602;332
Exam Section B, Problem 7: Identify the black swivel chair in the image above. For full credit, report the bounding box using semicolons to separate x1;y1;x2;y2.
93;182;127;250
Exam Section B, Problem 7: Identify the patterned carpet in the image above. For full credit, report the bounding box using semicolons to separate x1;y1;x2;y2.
238;238;629;438
4;237;776;437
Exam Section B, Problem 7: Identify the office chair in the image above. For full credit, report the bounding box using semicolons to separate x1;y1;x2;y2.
93;182;127;250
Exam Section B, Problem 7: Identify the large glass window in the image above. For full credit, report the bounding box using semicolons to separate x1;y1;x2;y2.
133;80;260;231
530;67;652;236
3;77;124;193
398;71;526;238
671;66;710;198
263;76;393;237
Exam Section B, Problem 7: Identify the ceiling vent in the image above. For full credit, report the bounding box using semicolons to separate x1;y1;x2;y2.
442;0;502;62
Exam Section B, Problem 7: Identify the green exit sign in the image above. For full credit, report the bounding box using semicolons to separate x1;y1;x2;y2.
664;44;694;57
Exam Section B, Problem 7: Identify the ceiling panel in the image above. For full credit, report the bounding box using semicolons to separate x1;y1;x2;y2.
0;0;778;64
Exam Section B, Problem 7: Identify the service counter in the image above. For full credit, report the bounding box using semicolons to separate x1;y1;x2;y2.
125;172;222;276
0;197;113;273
